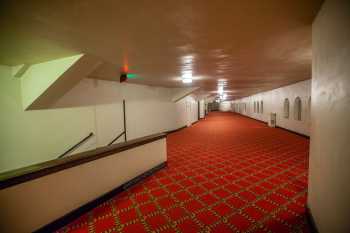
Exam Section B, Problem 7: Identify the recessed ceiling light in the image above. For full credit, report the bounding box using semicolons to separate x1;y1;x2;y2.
182;71;192;79
182;78;193;84
218;86;224;94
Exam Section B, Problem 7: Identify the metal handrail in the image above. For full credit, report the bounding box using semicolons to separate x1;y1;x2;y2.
58;132;94;158
107;131;126;146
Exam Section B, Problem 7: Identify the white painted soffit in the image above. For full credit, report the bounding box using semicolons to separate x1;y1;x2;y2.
172;87;200;102
19;54;102;110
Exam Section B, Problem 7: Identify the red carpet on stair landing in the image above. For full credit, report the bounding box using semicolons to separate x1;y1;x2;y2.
57;112;311;233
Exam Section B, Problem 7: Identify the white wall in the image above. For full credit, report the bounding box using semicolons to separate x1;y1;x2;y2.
56;78;179;141
175;95;198;127
232;80;311;136
199;100;205;118
308;1;350;233
0;66;200;172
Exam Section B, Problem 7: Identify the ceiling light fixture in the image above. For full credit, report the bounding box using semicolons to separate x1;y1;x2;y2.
180;55;195;84
182;71;192;79
218;86;224;94
181;70;193;84
182;78;193;84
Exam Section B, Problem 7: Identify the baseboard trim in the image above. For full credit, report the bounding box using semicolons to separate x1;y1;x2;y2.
235;112;268;124
275;126;310;139
306;205;319;233
165;125;187;135
192;120;201;125
34;162;167;233
234;113;310;139
246;116;267;124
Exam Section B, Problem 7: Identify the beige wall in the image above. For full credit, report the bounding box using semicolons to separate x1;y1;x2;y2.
308;1;350;232
0;66;201;172
0;139;166;233
232;80;311;136
0;66;96;172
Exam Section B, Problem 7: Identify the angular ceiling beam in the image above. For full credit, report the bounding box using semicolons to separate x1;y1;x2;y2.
21;54;101;110
172;87;200;102
12;64;31;78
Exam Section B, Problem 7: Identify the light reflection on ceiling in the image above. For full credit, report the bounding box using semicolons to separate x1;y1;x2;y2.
0;0;323;100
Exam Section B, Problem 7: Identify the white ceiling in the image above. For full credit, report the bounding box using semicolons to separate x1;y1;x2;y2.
0;0;323;99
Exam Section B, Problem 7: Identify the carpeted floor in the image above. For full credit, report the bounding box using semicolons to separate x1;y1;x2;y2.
57;112;311;233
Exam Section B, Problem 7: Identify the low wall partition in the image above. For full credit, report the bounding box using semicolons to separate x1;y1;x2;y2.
0;133;167;233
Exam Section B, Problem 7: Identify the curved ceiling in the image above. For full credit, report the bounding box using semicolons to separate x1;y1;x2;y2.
0;0;323;99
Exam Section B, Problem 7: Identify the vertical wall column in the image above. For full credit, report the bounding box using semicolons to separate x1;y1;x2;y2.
308;1;350;233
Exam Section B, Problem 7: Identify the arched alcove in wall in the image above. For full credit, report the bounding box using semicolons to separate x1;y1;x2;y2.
308;96;311;121
284;98;290;119
294;97;302;121
254;102;256;113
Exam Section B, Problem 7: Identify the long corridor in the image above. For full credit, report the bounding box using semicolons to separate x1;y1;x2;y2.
59;113;310;233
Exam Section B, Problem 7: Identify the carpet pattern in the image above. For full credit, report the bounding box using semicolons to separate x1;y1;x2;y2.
57;112;311;233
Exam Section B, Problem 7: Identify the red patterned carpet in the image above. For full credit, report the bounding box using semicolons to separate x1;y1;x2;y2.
58;112;311;233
